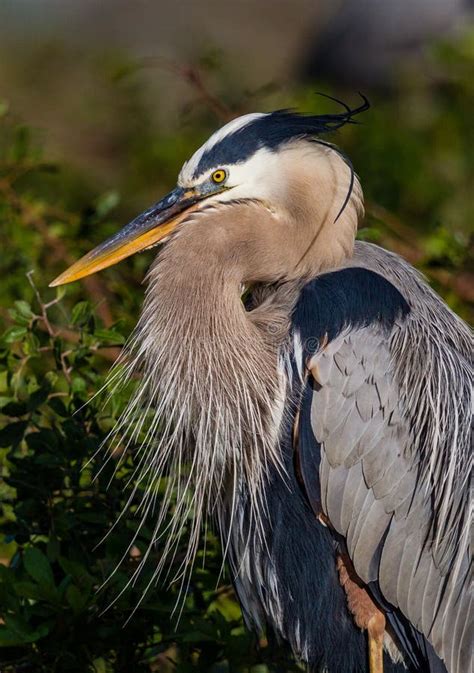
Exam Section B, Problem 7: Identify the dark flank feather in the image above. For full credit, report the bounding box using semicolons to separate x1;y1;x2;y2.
228;388;408;673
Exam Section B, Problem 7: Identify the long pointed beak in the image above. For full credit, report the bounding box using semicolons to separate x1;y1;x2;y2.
49;187;200;287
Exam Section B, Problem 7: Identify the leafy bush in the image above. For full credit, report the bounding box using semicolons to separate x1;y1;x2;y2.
0;289;299;672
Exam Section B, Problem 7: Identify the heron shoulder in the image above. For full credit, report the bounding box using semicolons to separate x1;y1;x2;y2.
292;265;410;354
347;241;473;360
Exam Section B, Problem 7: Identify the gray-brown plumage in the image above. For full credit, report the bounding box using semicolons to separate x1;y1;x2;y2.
51;101;473;673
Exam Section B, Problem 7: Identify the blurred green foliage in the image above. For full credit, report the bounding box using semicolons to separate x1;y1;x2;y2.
0;290;299;673
0;29;473;673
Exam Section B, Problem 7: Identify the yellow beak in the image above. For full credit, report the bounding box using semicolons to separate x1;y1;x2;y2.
49;187;200;287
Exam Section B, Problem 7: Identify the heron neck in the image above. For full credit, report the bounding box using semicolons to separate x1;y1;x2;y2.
143;214;300;355
131;218;296;505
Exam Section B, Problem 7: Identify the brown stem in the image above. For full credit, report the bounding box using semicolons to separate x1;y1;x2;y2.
27;271;56;337
365;200;474;306
140;58;236;122
0;178;114;326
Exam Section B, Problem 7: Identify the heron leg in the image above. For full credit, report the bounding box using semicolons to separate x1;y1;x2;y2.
337;553;386;673
368;612;386;673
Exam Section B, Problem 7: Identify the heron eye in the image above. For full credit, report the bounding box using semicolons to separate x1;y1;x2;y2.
211;169;227;184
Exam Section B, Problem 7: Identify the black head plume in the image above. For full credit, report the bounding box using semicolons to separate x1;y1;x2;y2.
193;93;370;177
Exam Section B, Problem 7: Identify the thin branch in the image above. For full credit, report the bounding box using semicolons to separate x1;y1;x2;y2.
140;58;236;123
365;200;474;306
27;270;55;337
0;178;114;327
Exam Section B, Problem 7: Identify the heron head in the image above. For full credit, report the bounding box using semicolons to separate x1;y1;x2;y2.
50;97;368;287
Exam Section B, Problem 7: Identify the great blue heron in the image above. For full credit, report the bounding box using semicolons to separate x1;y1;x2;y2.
51;99;472;673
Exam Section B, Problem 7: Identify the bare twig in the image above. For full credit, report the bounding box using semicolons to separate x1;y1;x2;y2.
0;178;115;327
366;200;474;306
140;58;236;123
27;270;55;337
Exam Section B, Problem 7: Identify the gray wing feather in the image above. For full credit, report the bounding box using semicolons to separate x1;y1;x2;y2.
345;487;374;560
325;464;352;532
454;591;472;673
339;461;370;531
354;380;381;421
361;435;400;490
420;551;445;634
308;322;472;673
319;448;331;513
326;405;369;465
395;528;426;619
406;537;433;625
351;498;391;580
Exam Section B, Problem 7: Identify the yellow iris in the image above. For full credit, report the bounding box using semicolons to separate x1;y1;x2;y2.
211;169;227;184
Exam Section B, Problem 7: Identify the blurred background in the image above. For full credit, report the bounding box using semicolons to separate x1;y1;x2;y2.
0;1;473;672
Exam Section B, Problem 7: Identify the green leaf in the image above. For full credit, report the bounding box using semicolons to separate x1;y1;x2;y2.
13;581;46;601
23;547;55;589
0;622;49;646
94;328;125;344
58;556;92;585
0;400;28;417
55;285;67;301
66;584;88;614
0;420;28;447
48;396;68;416
0;626;30;647
71;376;86;394
2;326;27;343
14;300;34;320
26;385;50;411
95;190;120;217
23;331;41;355
71;301;91;326
92;658;108;673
